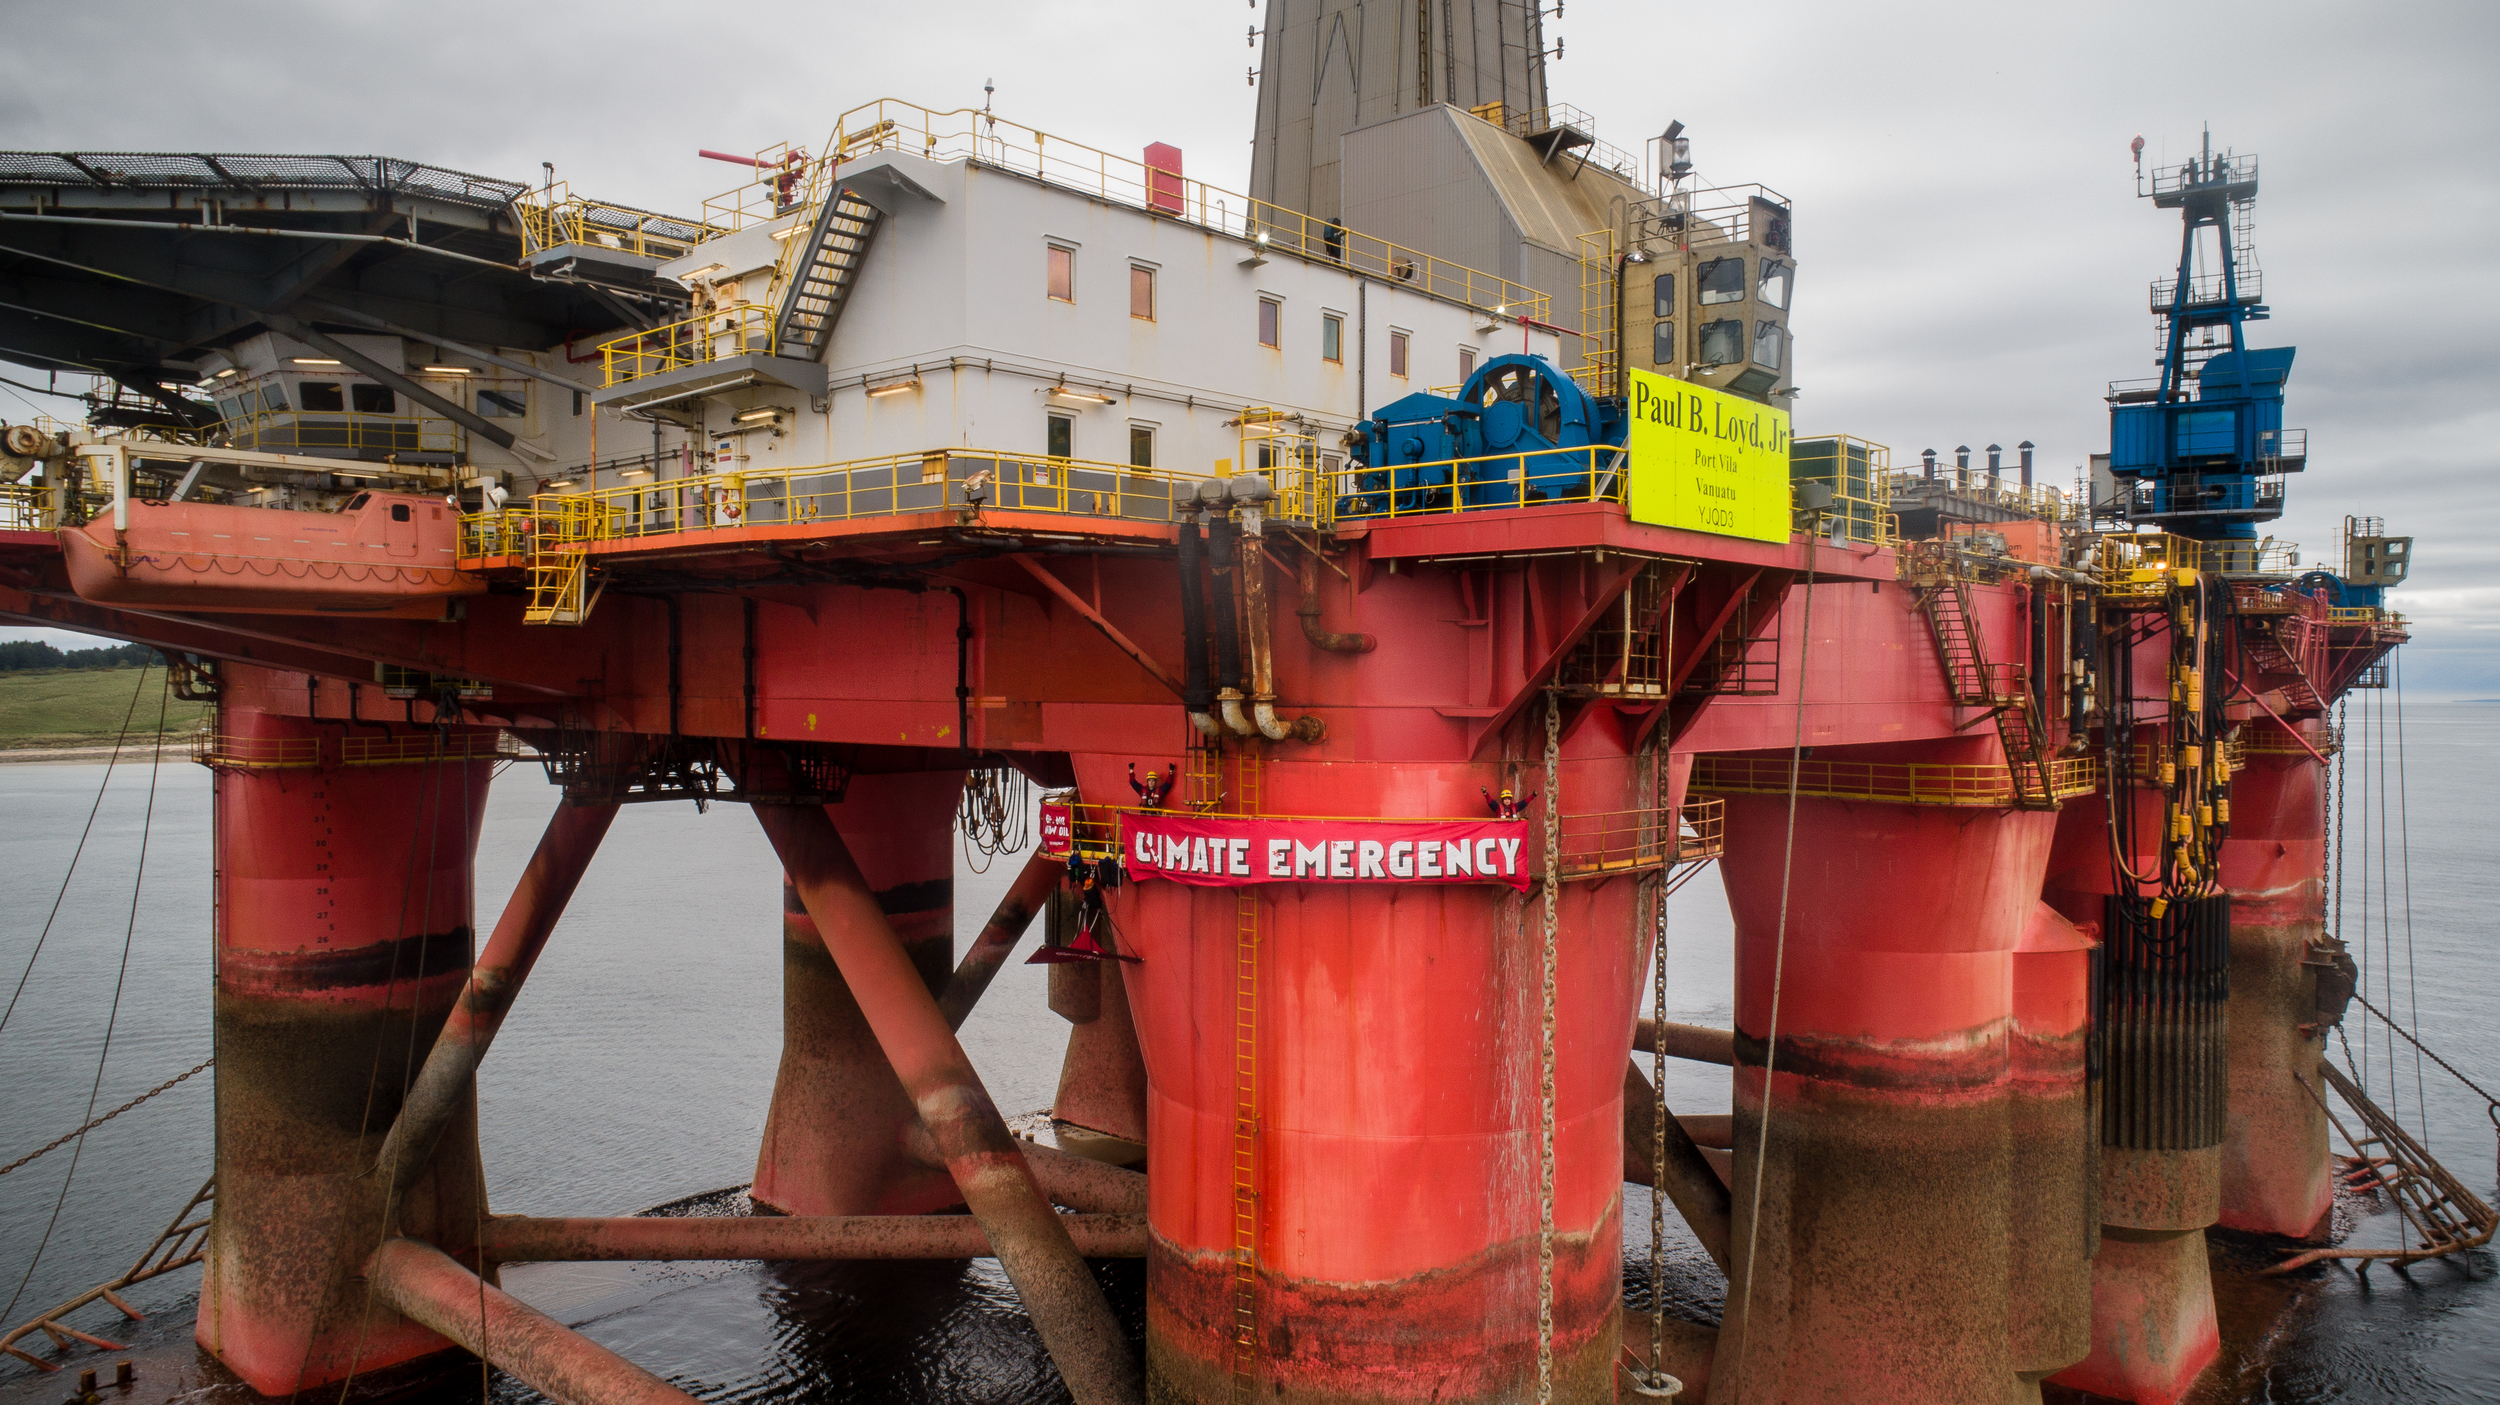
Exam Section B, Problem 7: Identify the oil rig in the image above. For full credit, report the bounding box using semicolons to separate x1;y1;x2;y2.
0;7;2464;1403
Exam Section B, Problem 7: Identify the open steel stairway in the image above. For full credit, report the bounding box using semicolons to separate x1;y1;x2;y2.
1919;579;2058;809
774;185;884;361
2270;1061;2499;1273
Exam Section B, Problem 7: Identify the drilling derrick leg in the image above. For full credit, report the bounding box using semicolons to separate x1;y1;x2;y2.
754;771;966;1217
195;691;498;1393
2215;734;2333;1238
1710;791;2083;1405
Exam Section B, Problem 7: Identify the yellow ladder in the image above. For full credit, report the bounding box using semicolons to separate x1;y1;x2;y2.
1227;745;1264;1400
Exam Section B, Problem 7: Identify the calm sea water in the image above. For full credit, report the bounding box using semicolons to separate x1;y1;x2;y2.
0;703;2491;1401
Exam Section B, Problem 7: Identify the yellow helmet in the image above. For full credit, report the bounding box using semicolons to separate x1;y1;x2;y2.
1500;788;1515;799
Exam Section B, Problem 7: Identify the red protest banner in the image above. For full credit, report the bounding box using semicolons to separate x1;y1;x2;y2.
1118;812;1531;892
1039;801;1075;856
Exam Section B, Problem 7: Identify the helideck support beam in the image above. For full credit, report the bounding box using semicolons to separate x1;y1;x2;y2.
477;1212;1148;1263
257;309;521;453
373;802;619;1199
936;847;1064;1030
753;801;1142;1405
364;1238;695;1405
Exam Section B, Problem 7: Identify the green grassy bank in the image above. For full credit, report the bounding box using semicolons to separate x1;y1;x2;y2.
0;667;212;752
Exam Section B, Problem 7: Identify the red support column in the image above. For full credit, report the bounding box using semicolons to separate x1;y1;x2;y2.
1049;957;1152;1166
196;703;497;1394
752;770;964;1217
1710;793;2066;1405
1104;752;1643;1405
2009;902;2097;1395
2215;736;2332;1238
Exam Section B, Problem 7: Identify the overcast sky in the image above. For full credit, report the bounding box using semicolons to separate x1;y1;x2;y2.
3;0;2493;695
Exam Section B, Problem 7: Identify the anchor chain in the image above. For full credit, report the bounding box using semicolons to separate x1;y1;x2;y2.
1536;692;1561;1404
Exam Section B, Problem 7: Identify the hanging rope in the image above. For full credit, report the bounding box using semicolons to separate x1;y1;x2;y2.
958;766;1032;872
1534;691;1561;1405
1;671;171;1328
0;665;157;1044
2393;649;2426;1148
1732;527;1819;1394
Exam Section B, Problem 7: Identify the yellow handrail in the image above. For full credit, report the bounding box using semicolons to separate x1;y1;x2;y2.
696;98;1548;324
1693;754;2100;808
514;181;727;262
1327;445;1626;521
599;302;779;387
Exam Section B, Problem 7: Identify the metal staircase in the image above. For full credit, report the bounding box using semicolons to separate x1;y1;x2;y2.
523;499;600;626
2271;1061;2499;1273
1919;580;2058;809
773;185;884;361
2241;618;2325;715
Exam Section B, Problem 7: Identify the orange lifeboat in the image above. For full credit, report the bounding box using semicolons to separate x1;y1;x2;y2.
60;491;486;617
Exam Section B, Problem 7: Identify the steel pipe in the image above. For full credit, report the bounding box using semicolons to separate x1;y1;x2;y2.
753;802;1141;1405
374;802;619;1199
1295;552;1375;652
1623;1059;1734;1273
364;1238;694;1405
478;1212;1148;1263
1633;1017;1737;1068
936;847;1063;1031
903;1123;1150;1215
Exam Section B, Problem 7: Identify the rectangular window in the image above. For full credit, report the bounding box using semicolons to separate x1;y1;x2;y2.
1652;320;1675;367
298;382;344;412
1697;319;1744;367
1130;425;1155;468
572;390;584;416
1131;265;1155;320
1047;245;1075;302
1321;314;1343;363
1457;347;1477;381
479;388;527;417
1258;298;1280;348
1652;272;1676;318
1389;331;1409;378
258;384;288;412
350;384;395;414
1047;413;1073;459
1697;256;1746;306
1757;260;1793;311
1752;320;1786;371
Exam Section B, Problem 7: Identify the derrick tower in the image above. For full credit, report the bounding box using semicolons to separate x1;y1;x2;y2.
2104;131;2303;544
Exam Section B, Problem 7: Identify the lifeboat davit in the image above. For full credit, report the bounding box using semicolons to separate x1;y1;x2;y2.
60;491;486;617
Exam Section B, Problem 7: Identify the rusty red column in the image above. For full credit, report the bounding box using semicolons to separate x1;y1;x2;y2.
1709;790;2073;1405
753;770;965;1216
2215;728;2332;1238
196;696;496;1394
1104;752;1642;1405
2009;901;2097;1396
1049;954;1152;1166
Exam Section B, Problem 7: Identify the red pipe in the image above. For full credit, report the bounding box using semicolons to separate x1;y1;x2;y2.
1632;1017;1738;1068
364;1238;694;1405
698;149;770;168
753;801;1141;1405
374;801;620;1197
937;846;1063;1030
478;1212;1148;1263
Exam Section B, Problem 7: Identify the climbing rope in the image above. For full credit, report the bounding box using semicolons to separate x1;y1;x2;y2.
1732;527;1819;1395
0;1058;212;1179
1535;692;1561;1405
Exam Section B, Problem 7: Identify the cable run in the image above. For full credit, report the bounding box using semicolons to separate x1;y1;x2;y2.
0;1057;213;1178
1732;527;1818;1393
1;672;171;1327
0;664;156;1043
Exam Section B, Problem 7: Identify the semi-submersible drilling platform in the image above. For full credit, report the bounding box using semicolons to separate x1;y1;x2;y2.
0;6;2471;1402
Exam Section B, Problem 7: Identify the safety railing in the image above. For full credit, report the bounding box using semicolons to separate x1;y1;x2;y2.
1792;436;1893;546
0;481;110;531
513;181;725;262
2202;537;2299;577
2093;532;2202;600
1326;446;1625;522
1626;184;1795;253
599;303;778;387
1466;101;1645;183
1047;796;1725;879
492;447;1327;562
697;98;1547;323
193;728;517;771
1691;754;2100;808
458;508;534;560
2327;606;2384;624
221;410;463;456
1886;471;2072;523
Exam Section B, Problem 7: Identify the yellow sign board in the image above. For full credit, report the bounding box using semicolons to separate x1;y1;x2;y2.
1623;368;1792;543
